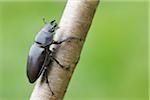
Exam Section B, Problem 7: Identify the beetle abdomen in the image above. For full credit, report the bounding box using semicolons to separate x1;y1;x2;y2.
27;43;46;83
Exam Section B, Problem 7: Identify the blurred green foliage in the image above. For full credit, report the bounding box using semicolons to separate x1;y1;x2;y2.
0;1;148;100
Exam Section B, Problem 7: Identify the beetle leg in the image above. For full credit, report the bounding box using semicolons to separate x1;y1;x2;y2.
50;57;64;69
52;57;64;68
52;37;82;45
41;50;54;95
44;67;54;96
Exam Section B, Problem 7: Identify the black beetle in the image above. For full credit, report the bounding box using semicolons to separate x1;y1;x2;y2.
27;19;60;83
27;18;81;95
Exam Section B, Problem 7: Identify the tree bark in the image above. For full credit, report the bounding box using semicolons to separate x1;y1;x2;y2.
30;0;99;100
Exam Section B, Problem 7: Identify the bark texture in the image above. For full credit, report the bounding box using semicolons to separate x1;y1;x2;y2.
30;0;99;100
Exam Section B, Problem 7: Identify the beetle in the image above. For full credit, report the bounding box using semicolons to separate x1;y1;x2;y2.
27;18;81;95
27;19;59;83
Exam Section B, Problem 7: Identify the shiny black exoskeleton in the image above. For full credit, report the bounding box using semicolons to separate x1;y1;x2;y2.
27;19;81;95
27;19;62;83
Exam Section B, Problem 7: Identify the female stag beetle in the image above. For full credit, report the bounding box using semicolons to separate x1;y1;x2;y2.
27;18;81;95
27;19;61;83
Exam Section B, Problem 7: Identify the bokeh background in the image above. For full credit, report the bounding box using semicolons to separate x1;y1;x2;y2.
0;0;148;100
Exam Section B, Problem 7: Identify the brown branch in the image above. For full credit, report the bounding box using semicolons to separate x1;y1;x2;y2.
30;0;99;100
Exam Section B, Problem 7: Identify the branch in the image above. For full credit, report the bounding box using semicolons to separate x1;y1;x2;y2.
30;0;99;100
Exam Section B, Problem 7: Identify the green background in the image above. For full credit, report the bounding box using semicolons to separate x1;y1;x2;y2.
0;1;148;100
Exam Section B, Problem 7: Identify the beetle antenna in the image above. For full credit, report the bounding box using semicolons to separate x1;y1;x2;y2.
42;17;47;24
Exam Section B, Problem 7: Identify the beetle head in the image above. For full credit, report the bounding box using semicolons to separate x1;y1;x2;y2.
42;17;58;32
35;19;58;46
49;20;58;33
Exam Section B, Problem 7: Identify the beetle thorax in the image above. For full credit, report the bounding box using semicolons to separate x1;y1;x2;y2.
35;24;55;47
